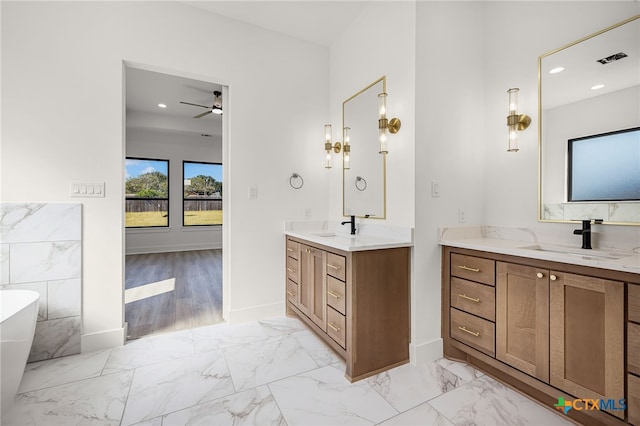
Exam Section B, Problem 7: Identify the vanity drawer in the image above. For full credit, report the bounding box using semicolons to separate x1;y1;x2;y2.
327;306;346;349
286;279;298;304
286;256;299;283
629;374;640;425
450;308;495;357
326;252;346;281
451;277;495;322
451;253;495;286
629;322;640;376
286;239;299;260
327;276;346;315
629;283;640;324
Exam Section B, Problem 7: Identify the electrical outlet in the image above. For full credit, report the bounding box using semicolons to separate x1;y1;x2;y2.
458;208;466;223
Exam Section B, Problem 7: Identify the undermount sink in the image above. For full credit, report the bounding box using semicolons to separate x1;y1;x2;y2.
518;244;630;260
312;232;339;238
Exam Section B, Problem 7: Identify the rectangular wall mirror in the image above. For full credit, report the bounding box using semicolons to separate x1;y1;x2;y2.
342;76;386;219
538;14;640;225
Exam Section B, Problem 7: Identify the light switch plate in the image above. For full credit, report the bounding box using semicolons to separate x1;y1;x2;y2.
70;181;105;198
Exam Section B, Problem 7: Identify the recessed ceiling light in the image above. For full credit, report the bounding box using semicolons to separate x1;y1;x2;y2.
549;67;565;74
157;103;167;108
591;84;605;90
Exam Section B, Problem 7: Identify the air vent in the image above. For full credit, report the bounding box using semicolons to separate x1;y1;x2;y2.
597;52;628;65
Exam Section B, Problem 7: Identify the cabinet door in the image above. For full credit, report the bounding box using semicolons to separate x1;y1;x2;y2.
299;244;327;331
549;272;624;418
496;262;549;382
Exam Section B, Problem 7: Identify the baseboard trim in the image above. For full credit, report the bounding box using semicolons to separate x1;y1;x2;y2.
410;337;443;365
126;243;222;255
226;302;285;323
81;327;126;353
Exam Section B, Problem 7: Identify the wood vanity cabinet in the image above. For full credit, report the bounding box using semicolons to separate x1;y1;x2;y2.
549;272;624;419
496;262;549;382
286;236;410;382
629;284;640;425
443;246;635;426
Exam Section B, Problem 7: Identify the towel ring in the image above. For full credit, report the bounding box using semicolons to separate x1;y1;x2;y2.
355;176;367;191
289;173;304;189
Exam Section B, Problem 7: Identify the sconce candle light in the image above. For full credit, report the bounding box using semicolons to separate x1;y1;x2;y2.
506;88;531;152
378;92;401;154
324;124;347;169
343;127;351;170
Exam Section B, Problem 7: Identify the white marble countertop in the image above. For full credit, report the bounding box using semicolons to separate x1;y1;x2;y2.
439;226;640;275
284;220;413;252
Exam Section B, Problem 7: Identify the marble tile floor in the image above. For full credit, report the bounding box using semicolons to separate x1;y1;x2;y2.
2;316;574;426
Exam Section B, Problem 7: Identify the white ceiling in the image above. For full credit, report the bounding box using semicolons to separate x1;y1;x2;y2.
182;1;371;47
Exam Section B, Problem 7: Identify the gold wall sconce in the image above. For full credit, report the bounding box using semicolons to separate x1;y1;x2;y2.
378;92;401;154
324;124;351;169
506;88;531;152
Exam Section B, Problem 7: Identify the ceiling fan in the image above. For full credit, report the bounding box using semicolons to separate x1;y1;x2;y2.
180;90;222;118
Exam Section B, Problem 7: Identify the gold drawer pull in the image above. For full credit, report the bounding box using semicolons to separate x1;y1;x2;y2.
550;275;557;281
287;267;295;273
458;326;480;337
327;290;342;299
458;265;480;273
287;247;294;252
286;291;295;297
327;322;341;332
458;294;480;303
327;263;341;270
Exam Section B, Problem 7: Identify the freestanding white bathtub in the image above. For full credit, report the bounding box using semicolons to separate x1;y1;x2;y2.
0;289;39;416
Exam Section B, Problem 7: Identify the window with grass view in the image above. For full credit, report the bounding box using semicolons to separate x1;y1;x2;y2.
125;158;169;228
184;161;223;226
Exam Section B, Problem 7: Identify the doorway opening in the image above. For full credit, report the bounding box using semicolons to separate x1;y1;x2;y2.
123;63;227;339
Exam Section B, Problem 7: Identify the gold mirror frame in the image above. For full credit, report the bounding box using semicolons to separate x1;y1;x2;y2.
342;76;387;219
538;14;640;226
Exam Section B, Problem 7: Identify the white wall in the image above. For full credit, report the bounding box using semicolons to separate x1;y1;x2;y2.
329;1;416;227
1;1;330;349
414;1;488;361
125;126;223;254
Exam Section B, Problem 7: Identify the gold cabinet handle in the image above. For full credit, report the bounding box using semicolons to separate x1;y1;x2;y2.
287;247;294;252
327;263;341;270
458;294;480;303
536;272;544;279
305;248;315;254
286;291;294;297
550;275;557;281
458;265;480;273
327;290;342;299
287;267;295;273
327;322;341;332
458;326;480;337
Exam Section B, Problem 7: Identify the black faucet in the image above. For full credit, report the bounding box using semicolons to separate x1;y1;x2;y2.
573;219;603;249
341;215;356;235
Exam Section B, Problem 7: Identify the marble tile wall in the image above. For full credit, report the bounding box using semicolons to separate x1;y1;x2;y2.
0;203;82;362
543;202;640;223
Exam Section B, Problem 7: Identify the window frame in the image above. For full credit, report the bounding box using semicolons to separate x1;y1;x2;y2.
125;156;170;228
182;160;223;227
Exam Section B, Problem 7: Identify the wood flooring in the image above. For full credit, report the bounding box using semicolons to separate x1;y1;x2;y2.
125;250;223;340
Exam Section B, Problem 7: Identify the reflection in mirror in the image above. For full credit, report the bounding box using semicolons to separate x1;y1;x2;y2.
343;77;386;218
539;15;640;225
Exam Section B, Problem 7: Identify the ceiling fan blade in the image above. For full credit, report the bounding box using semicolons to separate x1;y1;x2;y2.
180;101;211;109
193;110;213;119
